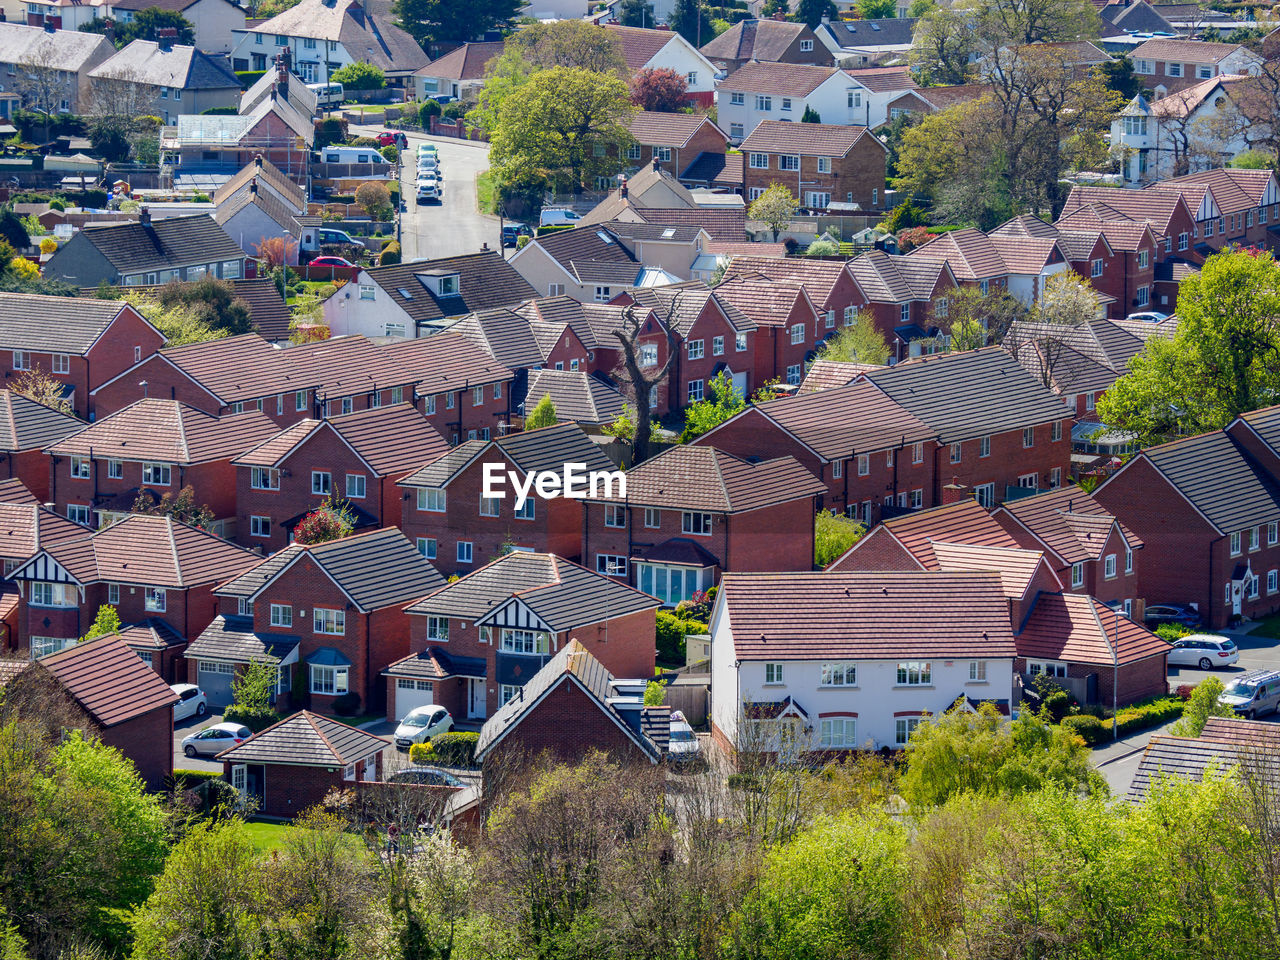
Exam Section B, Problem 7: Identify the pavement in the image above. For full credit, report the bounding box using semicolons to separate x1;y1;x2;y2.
173;710;226;773
347;124;502;262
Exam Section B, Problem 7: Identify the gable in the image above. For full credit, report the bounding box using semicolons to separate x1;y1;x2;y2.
476;596;552;632
10;551;80;586
827;525;923;572
252;551;361;609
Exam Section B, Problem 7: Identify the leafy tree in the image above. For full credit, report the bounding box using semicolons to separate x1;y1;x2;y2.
230;660;279;717
11;365;74;415
926;283;1029;351
0;213;29;251
964;0;1099;46
331;61;385;90
793;0;838;27
629;67;688;113
293;497;355;545
1097;54;1144;100
132;485;216;529
355;181;393;221
524;394;557;429
80;605;120;643
800;105;821;123
680;369;744;441
617;0;657;27
814;510;864;567
856;0;896;17
747;182;798;240
879;199;925;233
805;237;839;256
762;0;789;14
669;0;713;46
1169;676;1235;737
80;9;195;46
507;20;626;73
818;315;890;365
393;0;526;47
1231;149;1276;170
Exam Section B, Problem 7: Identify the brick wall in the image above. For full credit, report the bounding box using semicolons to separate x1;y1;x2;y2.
418;378;512;445
84;307;166;417
828;525;919;571
91;355;223;419
224;762;347;818
51;457;238;524
726;499;815;572
932;421;1072;507
743;135;886;211
2;448;53;503
668;300;756;404
1017;652;1167;708
100;704;173;792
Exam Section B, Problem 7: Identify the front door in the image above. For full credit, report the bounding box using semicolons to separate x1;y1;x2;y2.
468;678;487;720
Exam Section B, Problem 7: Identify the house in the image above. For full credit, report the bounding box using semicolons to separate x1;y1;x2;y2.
383;333;515;444
389;551;659;721
0;489;85;598
323;251;538;340
696;380;936;522
0;23;114;116
213;156;310;263
443;306;589;408
883;83;994;123
1127;37;1261;96
397;422;618;572
720;254;867;335
1053;207;1161;315
1098;0;1179;39
905;226;1070;304
8;513;262;658
1148;167;1280;254
44;398;278;532
106;0;247;55
473;639;665;767
1127;716;1280;801
988;214;1124;318
844;65;921;125
1093;407;1280;630
622;112;729;182
87;39;242;123
798;358;883;394
522;369;625;428
861;347;1075;508
207;527;446;712
739;120;887;212
602;24;718;107
43;210;254;289
233;402;449;552
711;275;824;388
4;635;176;789
412;40;505;102
0;390;84;501
229;0;427;89
112;619;189;683
1061;185;1199;266
814;16;919;68
582;161;747;239
846;250;958;361
828;497;1022;572
218;711;388;817
715;62;849;142
700;19;834;74
709;570;1016;755
582;444;827;602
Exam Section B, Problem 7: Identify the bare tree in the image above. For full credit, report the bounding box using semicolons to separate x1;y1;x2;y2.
1235;63;1280;163
16;43;72;142
612;300;677;464
1234;744;1280;951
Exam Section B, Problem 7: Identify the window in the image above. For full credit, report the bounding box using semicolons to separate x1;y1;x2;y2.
844;305;858;325
310;664;348;695
688;379;704;403
342;474;365;499
69;456;90;480
416;537;437;559
1022;426;1034;448
688;339;704;360
817;156;831;174
295;390;307;412
51;353;69;374
779;155;800;171
1071;562;1085;588
313;608;345;635
1249;574;1260;599
764;662;783;684
819;716;855;748
493;382;501;401
11;350;29;371
682;511;712;536
1134;58;1152;74
1091;258;1104;278
424;395;437;415
472;385;484;407
1138;249;1149;270
501;628;551;655
730;91;744;105
515;498;534;520
800;38;813;51
311;471;331;495
974;483;995;509
1206;218;1215;237
427;616;449;642
107;583;119;604
1168;62;1182;77
969;660;987;682
1135;286;1150;307
857;454;870;476
755;95;772;111
30;636;73;659
1268;521;1278;546
1050;467;1062;489
712;336;724;356
627;143;642;161
597;554;628;576
730;123;744;139
604;504;626;528
639;343;658;367
457;541;473;564
250;515;270;538
270;604;292;627
735;333;748;352
479;494;500;517
973;435;988;459
1178;232;1189;251
900;303;910;323
896;661;931;685
1104;554;1117;579
1123;115;1148;136
654;146;672;163
250;467;279;490
789;323;805;345
912;442;923;464
1124;546;1134;574
142;463;171;485
848;89;861;108
67;504;90;525
896;717;921;745
359;283;375;301
1270;570;1278;595
104;459;123;480
950;442;962;464
499;684;520;706
819;662;856;686
786;364;801;385
594;286;611;303
1230;531;1242;556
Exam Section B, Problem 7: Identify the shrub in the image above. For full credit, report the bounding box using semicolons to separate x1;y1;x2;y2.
170;769;224;788
409;741;435;764
222;705;279;733
236;70;267;89
805;237;839;257
1155;623;1193;643
783;237;799;255
644;679;667;706
1110;696;1184;737
331;691;362;716
332;61;385;90
378;240;401;265
419;100;443;126
380;144;398;163
38;237;55;254
1175;684;1196;700
1061;714;1106;746
656;611;704;663
191;192;211;203
430;731;479;767
349;136;380;147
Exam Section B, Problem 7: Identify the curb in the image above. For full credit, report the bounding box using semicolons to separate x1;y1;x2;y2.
1094;743;1150;767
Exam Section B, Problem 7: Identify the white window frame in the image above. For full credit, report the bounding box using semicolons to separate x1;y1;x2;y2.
313;608;345;635
270;603;292;627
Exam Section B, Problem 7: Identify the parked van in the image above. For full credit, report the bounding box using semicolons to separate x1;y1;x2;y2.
539;208;582;227
1220;669;1280;719
306;82;345;108
319;147;389;165
318;228;359;246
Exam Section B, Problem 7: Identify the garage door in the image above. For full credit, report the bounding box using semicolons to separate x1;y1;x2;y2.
198;661;236;709
395;678;434;719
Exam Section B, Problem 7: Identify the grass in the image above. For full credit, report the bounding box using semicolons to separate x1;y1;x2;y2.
243;819;367;855
475;169;497;215
1252;614;1280;640
318;712;386;729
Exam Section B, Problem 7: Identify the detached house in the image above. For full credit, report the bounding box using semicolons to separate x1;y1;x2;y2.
989;214;1123;318
213;156;310;263
700;19;834;73
87;39;243;122
389;551;659;721
411;40;504;102
739;120;887;212
624;112;730;181
603;24;718;107
847;250;957;360
0;23;114;115
905;226;1070;305
1150;167;1280;254
716;62;848;142
1127;37;1261;97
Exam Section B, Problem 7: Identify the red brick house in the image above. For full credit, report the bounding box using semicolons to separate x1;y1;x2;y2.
740;120;887;212
861;347;1074;507
233;403;449;552
720;255;870;345
473;639;664;768
700;18;833;73
204;528;446;713
397;422;618;575
847;251;958;361
696;380;936;523
386;551;659;721
713;276;823;389
0;389;84;502
8;513;261;659
44;398;278;534
114;619;189;684
0;293;164;419
830;498;1024;573
1151;167;1280;255
989;215;1124;318
219;711;387;818
582;444;827;604
384;333;515;445
624;112;729;178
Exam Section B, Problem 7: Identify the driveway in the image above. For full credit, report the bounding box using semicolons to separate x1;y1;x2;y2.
174;711;226;773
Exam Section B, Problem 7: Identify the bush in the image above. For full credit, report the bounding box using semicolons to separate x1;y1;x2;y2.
1175;684;1196;700
783;237;799;255
1061;714;1106;746
656;611;705;663
331;61;385;90
236;70;267;89
69;189;108;209
222;705;279;733
331;691;362;716
431;731;479;767
201;106;238;115
409;741;434;764
170;769;223;789
349;136;380;147
419;100;442;126
806;237;839;257
378;240;401;265
380;144;398;162
1155;623;1193;643
191;192;211;203
1111;696;1183;737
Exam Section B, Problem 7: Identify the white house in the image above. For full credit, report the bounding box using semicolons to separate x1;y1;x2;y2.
107;0;246;55
603;24;718;106
709;571;1017;754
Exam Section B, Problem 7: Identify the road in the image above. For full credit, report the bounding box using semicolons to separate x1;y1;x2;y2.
174;711;225;773
348;124;501;262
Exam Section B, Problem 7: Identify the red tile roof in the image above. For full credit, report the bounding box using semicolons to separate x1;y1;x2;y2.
629;111;726;148
1059;184;1192;237
602;23;682;70
712;276;817;328
415;40;505;81
48;399;278;464
995;484;1142;565
844;65;919;92
1130;37;1247;63
739;120;879;158
89;515;261;588
38;634;176;726
383;331;515;395
718;61;839;96
798;358;883;393
930;541;1060;598
720;254;854;310
1017;592;1170;666
833;499;1020;571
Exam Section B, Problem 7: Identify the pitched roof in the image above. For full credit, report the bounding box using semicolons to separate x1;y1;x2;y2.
1236;404;1280;457
628;206;747;242
712;276;816;328
218;278;292;341
930;541;1059;598
837;498;1020;571
62;214;245;276
415;40;505;80
0;390;84;452
214;155;306;210
38;635;176;726
1127;734;1244;801
1059;184;1192;237
720;254;853;309
1156;166;1278;216
0;294;147;355
47;399;277;464
88;515;261;588
524;369;626;426
739;120;879;158
88;40;240;91
114;619;187;651
244;0;427;74
845;65;919;92
240;64;317;117
718;61;839;96
184;614;299;664
0;500;85;565
0;23;112;73
1017;592;1170;666
1135;429;1280;533
680;150;745;187
382;331;514;395
818;16;917;49
848;249;949;303
799;358;884;393
523;224;644;286
995;484;1141;564
1150;75;1246;119
355;251;537;327
1003;318;1149;396
700;19;816;63
213;179;303;237
1130;37;1249;64
475;639;661;762
218;710;388;765
602;23;682;71
624;282;755;336
0;478;36;504
629;111;726;148
865;347;1073;444
719;570;1017;660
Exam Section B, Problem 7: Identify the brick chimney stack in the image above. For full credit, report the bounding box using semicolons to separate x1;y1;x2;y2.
941;478;969;505
139;206;152;227
157;27;176;51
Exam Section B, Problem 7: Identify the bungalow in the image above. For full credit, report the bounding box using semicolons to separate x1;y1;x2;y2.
411;40;505;103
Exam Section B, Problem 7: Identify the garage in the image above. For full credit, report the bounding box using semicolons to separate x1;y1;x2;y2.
394;678;434;719
197;660;236;709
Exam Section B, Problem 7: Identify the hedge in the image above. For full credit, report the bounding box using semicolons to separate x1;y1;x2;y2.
171;769;223;788
1061;714;1107;745
1059;696;1185;745
236;70;267;89
223;705;280;733
409;741;434;764
656;611;705;663
430;731;479;767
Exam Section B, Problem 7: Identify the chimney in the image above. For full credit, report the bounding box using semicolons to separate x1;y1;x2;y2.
254;154;263;169
139;206;151;227
250;180;258;197
275;54;288;100
103;18;114;44
157;26;176;51
651;157;660;173
480;241;490;253
619;174;628;199
941;478;969;505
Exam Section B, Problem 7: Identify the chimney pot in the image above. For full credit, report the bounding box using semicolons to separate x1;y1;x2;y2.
139;206;151;226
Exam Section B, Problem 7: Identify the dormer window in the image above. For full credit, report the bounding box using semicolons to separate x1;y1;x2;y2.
421;272;460;297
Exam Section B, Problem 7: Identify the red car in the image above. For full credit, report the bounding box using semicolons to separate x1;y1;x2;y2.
309;256;356;268
376;131;408;149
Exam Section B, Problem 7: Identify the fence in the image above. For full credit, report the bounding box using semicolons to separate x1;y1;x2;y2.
664;677;709;727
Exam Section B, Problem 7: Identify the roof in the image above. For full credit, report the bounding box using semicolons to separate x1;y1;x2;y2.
244;0;427;74
588;444;826;512
1138;430;1280;534
700;19;817;63
848;249;950;304
718;61;840;97
845;65;919;93
524;369;625;426
356;251;537;326
88;40;240;91
383;331;514;395
0;390;83;452
475;639;661;762
59;214;245;277
88;515;261;588
865;347;1073;444
930;541;1058;599
416;40;505;80
799;358;883;393
712;276;815;329
719;571;1017;660
0;23;112;73
680;150;745;187
184;614;299;664
1004;318;1149;396
213;156;305;210
834;499;1021;571
602;23;682;71
1130;37;1249;64
908;227;1064;280
818;16;917;49
47;399;277;464
1059;184;1192;237
1018;592;1170;666
399;422;618;487
0;478;35;504
114;619;187;651
0;500;85;565
1127;734;1250;801
38;635;176;726
629;111;725;148
218;710;388;765
383;645;486;681
627;206;746;242
406;552;659;629
720;254;852;309
0;294;144;355
219;277;292;341
739;120;880;158
214;179;302;237
996;484;1141;564
1150;75;1246;119
1156;167;1277;216
240;64;317;118
524;224;644;286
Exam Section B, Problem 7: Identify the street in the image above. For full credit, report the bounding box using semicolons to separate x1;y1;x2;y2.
348;124;501;262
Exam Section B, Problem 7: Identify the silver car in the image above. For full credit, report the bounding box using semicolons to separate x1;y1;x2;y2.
181;722;251;758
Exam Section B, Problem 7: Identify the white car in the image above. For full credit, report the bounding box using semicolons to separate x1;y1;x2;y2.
394;705;453;751
180;722;251;758
1166;633;1240;670
1125;310;1170;323
667;710;701;765
171;683;207;722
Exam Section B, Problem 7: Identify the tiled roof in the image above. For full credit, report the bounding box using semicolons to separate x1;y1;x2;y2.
720;570;1016;659
240;66;317;119
1055;207;1156;252
930;541;1057;599
525;369;626;426
834;499;1020;571
0;502;85;564
1130;37;1246;63
740;120;877;158
680;150;745;187
47;399;278;464
629;111;725;148
525;224;644;286
396;440;486;488
447;309;543;370
1127;734;1249;801
219;710;388;766
357;251;537;326
383;646;486;681
475;639;661;762
588;444;826;512
383;331;514;395
1136;430;1280;533
0;390;84;452
38;635;176;726
218;278;292;341
88;39;239;91
213;156;306;210
907;228;1009;281
908;83;994;110
799;359;883;393
214;180;302;237
720;254;853;310
1017;592;1170;666
218;527;445;611
713;276;815;328
65;214;245;276
718;61;839;96
624;282;755;337
848;249;947;303
517;296;653;352
1199;715;1280;750
0;294;146;355
602;23;681;70
244;0;427;74
89;515;261;588
865;347;1073;444
844;65;919;92
406;552;658;629
1151;75;1248;118
1236;404;1280;458
700;19;816;63
630;207;747;242
818;17;917;49
1156;167;1277;216
0;478;35;504
491;421;619;475
1021;39;1109;63
996;484;1141;564
415;40;505;81
114;619;187;651
1060;184;1191;237
1004;318;1148;396
0;23;112;73
184;614;299;664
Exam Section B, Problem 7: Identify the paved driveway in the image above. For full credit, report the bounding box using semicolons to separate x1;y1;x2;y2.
174;711;226;773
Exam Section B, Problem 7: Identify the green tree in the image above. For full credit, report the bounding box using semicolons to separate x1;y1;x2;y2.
818;315;890;365
132;485;215;529
230;660;279;717
927;283;1029;350
814;510;864;567
355;181;394;221
669;0;713;47
747;182;798;240
507;19;626;73
792;0;838;28
1232;148;1277;170
617;0;657;27
1169;676;1235;737
80;605;120;643
11;365;75;415
80;9;195;46
524;394;558;429
1097;54;1144;100
293;497;355;545
806;237;839;256
857;0;897;17
393;0;526;47
762;0;789;14
331;61;385;90
680;369;744;441
800;104;821;123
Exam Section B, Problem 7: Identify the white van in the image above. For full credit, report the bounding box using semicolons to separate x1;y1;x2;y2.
1220;670;1280;719
320;147;389;166
306;82;344;108
539;208;582;227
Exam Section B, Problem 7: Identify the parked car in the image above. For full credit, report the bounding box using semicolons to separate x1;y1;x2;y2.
539;208;582;227
318;228;359;246
1166;634;1239;670
1220;669;1280;719
502;224;532;247
180;722;252;758
417;143;438;158
1125;310;1171;323
387;766;464;787
417;157;442;176
416;182;442;204
309;255;356;268
1143;603;1201;627
376;131;408;149
667;710;701;765
171;683;207;722
393;706;453;751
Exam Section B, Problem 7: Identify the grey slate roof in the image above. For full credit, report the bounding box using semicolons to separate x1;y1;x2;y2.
0;294;140;354
527;225;644;286
0;23;113;73
184;614;299;663
242;0;427;75
218;710;388;765
1127;734;1241;801
359;251;538;326
864;346;1074;444
73;214;245;274
240;66;318;118
398;423;617;488
0;390;85;452
88;40;240;91
1140;430;1280;534
524;369;626;426
817;17;918;49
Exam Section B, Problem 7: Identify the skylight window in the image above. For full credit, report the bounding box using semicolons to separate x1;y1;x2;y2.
597;231;614;244
661;228;676;239
398;287;413;299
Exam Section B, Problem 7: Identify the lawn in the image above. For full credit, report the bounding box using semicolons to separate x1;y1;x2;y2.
475;169;496;215
243;820;367;855
1252;614;1280;640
